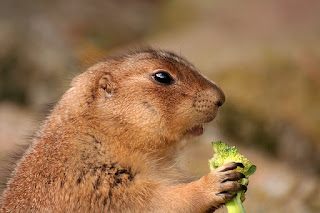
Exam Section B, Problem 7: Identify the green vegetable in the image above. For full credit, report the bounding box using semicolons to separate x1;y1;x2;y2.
208;141;256;213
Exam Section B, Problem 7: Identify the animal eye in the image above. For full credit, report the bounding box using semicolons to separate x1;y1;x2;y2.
152;71;174;85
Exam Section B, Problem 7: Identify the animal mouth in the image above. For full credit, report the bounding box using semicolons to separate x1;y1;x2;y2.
186;125;204;136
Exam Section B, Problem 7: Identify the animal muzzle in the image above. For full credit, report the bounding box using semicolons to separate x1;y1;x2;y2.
193;84;225;123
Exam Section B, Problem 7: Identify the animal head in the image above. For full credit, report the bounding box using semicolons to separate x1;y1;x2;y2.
60;49;225;151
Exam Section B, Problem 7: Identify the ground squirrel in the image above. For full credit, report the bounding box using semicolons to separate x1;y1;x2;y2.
1;48;246;212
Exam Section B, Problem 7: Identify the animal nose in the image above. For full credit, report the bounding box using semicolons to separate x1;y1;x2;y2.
193;83;225;114
215;85;225;107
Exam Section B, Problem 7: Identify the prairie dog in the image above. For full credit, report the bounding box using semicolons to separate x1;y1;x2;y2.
1;48;245;212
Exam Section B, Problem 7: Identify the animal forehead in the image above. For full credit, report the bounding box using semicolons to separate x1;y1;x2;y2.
116;50;200;79
104;49;201;80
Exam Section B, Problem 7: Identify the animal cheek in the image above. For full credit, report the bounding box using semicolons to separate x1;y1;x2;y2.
141;101;157;115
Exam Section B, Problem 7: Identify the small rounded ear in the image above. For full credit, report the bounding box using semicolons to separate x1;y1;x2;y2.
99;74;115;97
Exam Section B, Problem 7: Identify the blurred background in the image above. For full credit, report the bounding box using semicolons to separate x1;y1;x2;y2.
0;0;319;212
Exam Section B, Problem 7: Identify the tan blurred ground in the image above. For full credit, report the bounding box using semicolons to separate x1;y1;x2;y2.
0;0;319;212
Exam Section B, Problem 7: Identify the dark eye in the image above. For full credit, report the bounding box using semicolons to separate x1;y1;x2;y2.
152;71;174;85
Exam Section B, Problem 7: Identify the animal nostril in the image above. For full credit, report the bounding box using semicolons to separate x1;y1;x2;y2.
217;101;222;107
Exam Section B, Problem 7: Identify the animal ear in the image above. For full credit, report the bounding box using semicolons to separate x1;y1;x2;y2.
99;74;115;96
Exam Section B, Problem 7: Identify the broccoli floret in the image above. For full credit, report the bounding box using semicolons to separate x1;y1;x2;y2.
208;141;256;213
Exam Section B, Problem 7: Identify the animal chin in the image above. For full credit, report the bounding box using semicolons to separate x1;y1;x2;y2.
186;125;204;136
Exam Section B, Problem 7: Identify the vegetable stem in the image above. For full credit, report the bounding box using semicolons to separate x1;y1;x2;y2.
225;192;245;213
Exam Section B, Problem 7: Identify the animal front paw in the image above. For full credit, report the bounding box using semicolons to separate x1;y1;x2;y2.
201;162;246;207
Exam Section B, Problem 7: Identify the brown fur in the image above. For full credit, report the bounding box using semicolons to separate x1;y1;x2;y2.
0;49;244;212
